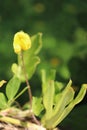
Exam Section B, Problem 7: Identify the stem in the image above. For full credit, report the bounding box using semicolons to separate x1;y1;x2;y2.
20;51;40;125
20;51;32;109
14;87;28;102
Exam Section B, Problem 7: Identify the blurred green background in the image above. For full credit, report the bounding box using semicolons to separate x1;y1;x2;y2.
0;0;87;130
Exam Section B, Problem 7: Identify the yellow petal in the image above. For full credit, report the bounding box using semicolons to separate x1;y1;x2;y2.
13;43;21;54
13;31;31;54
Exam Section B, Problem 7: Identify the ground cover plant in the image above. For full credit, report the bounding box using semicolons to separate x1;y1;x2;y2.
0;31;87;130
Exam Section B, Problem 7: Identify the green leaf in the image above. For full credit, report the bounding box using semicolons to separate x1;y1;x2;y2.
32;97;44;116
41;69;56;93
24;56;40;80
50;84;87;128
6;76;21;100
30;32;42;55
41;80;75;128
23;33;42;80
73;84;87;104
55;81;64;93
42;80;55;118
41;69;55;119
54;80;74;113
0;93;7;109
11;63;22;80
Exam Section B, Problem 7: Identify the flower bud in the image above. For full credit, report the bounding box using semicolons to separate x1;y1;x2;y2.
13;31;31;54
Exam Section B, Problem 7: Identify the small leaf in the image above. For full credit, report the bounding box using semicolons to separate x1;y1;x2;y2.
32;97;44;116
51;84;87;128
41;69;56;93
42;80;55;118
0;80;7;87
23;33;42;80
30;33;42;55
55;81;64;93
41;69;56;119
25;56;40;80
54;80;73;112
6;76;21;100
0;93;7;109
12;56;40;81
73;84;87;104
11;63;22;80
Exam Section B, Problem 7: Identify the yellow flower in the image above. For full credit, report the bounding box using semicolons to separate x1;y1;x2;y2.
13;31;31;54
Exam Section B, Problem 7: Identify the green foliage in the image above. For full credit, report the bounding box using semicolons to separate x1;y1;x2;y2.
0;76;28;110
23;33;42;80
0;32;87;130
32;69;87;129
6;76;21;100
0;1;87;129
32;97;44;116
0;93;7;109
0;32;43;110
41;70;55;117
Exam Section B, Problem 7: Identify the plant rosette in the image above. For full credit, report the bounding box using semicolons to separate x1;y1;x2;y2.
0;31;87;130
